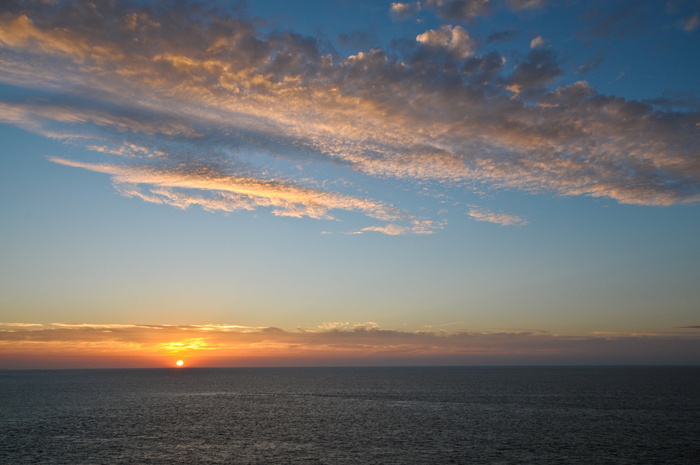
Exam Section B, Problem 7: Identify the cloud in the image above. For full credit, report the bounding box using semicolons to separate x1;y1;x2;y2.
316;321;380;331
423;0;491;22
578;2;649;39
463;52;506;82
468;208;528;226
355;220;443;235
505;48;562;94
575;54;606;75
1;322;699;368
0;322;44;327
390;2;422;20
509;0;548;9
393;0;548;23
416;25;478;58
0;0;699;237
682;13;699;31
486;30;519;44
338;30;379;51
530;36;544;48
644;92;700;112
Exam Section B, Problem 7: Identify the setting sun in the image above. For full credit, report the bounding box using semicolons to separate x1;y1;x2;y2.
176;360;184;367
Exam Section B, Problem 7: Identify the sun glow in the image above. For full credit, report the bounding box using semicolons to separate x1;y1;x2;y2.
176;360;184;367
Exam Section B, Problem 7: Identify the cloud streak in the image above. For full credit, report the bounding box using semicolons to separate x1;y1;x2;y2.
0;0;698;234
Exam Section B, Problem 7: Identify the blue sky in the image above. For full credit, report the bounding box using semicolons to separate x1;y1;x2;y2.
0;0;699;367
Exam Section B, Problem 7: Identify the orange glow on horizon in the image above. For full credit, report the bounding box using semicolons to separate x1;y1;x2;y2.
1;322;698;369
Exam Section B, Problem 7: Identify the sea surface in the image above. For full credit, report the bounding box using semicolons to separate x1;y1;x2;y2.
1;366;699;464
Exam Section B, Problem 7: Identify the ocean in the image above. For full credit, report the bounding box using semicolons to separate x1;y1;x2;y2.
1;366;699;464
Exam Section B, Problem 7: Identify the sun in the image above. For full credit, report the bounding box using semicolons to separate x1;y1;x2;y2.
176;360;184;367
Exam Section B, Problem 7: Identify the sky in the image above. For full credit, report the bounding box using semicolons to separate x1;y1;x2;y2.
1;0;699;369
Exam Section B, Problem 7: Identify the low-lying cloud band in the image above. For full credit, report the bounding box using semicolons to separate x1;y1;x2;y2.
2;322;698;368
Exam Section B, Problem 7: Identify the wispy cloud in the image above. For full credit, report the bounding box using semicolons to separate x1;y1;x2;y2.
468;208;528;226
0;0;698;236
49;157;399;221
682;13;699;31
509;0;548;10
354;220;443;235
1;322;698;368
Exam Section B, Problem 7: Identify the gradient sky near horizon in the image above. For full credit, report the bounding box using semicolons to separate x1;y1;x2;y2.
1;0;699;369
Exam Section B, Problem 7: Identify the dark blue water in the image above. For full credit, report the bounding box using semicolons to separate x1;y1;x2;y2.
1;366;699;464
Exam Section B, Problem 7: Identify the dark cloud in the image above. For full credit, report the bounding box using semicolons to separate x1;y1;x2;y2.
412;0;549;22
575;53;607;75
486;30;520;44
507;48;563;93
338;29;379;51
463;52;506;84
665;0;700;31
645;92;700;112
578;1;652;39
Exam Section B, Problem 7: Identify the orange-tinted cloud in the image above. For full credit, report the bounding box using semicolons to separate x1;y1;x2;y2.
49;157;400;221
